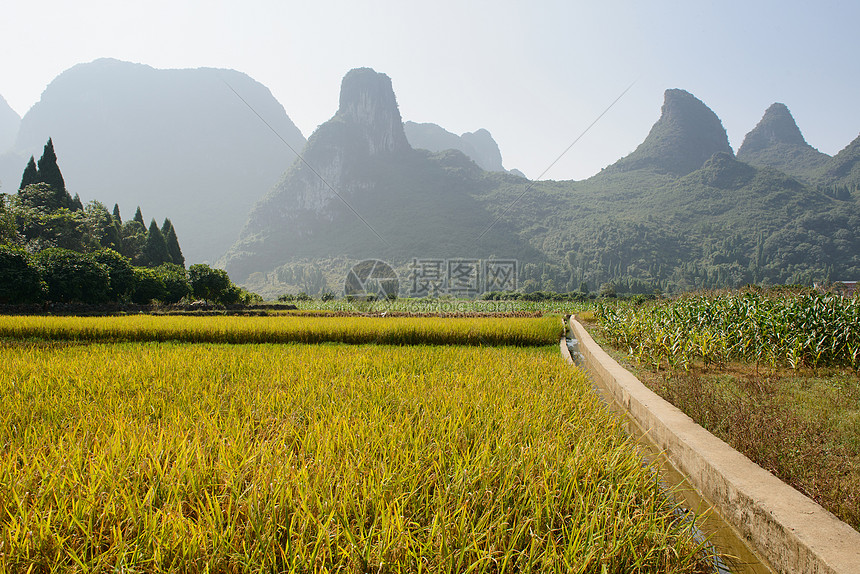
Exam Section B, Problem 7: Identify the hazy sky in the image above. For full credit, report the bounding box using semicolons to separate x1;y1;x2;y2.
2;0;858;180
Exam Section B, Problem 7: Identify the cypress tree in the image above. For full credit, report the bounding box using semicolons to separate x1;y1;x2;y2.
70;193;83;212
162;218;185;267
19;156;38;190
36;138;67;196
133;206;145;226
142;219;171;266
111;205;123;252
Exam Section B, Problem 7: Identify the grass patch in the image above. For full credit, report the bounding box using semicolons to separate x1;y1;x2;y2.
644;364;860;529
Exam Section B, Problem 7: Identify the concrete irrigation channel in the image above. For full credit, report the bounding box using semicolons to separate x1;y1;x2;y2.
562;316;860;574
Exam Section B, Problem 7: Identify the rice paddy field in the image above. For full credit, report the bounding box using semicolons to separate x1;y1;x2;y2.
0;315;561;347
0;316;715;573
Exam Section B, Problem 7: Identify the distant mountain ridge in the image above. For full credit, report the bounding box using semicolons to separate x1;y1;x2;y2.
224;68;535;285
818;133;860;187
226;69;860;297
606;89;732;176
737;103;830;178
0;94;20;159
5;61;860;295
0;58;306;263
404;122;506;172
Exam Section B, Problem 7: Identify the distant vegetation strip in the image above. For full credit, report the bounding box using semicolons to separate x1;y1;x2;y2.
0;315;562;347
597;290;860;370
287;298;590;315
0;342;714;572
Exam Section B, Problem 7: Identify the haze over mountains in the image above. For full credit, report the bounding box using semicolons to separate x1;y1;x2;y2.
0;95;20;152
0;58;306;263
224;68;538;286
404;122;504;172
225;68;860;297
3;61;859;297
0;60;517;266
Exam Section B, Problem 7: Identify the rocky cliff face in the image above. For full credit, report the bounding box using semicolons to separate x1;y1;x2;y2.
0;59;306;263
737;103;830;178
224;68;532;283
607;89;732;176
225;68;411;280
461;129;505;172
336;68;410;156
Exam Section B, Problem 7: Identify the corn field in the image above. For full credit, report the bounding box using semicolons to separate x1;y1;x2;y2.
0;337;714;573
596;290;860;370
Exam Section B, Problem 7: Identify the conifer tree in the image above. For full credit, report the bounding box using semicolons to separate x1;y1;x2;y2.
133;206;144;226
142;219;171;266
112;204;122;224
161;218;185;267
36;138;67;195
19;156;38;190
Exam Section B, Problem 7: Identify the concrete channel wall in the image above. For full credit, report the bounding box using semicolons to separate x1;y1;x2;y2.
569;318;860;574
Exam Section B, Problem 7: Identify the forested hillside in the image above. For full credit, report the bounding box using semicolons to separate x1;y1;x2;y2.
226;70;860;298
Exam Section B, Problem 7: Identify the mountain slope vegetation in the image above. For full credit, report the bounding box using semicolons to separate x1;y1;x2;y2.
226;70;860;297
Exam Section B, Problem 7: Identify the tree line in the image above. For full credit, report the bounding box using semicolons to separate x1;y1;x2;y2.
1;139;252;305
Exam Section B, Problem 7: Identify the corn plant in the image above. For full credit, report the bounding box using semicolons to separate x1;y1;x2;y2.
596;290;860;371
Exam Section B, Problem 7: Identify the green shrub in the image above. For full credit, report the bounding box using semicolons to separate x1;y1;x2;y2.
154;263;191;304
91;249;135;301
0;245;45;303
131;267;167;304
189;264;232;303
35;248;109;303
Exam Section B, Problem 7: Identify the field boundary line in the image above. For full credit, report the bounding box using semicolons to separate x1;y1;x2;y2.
569;317;860;574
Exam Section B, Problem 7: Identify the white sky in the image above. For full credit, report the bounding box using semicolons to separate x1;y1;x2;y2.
2;0;858;180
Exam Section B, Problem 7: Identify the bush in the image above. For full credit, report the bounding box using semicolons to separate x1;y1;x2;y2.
599;283;617;298
295;292;312;302
0;245;45;303
189;264;232;303
320;291;335;302
236;287;263;305
154;263;191;304
278;293;295;303
91;249;135;301
131;267;167;304
35;248;109;303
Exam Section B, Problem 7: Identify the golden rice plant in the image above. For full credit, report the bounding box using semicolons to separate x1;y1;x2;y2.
0;342;713;573
0;315;561;347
